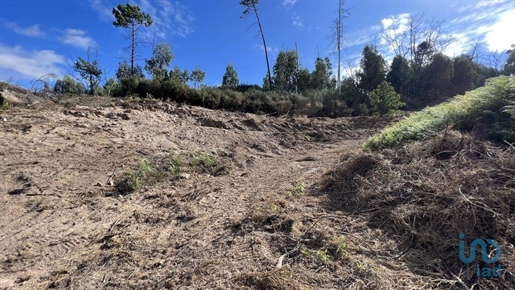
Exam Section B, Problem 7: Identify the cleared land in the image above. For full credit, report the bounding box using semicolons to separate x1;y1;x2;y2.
0;90;513;289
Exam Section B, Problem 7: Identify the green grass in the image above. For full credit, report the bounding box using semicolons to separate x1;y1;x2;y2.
168;152;183;175
364;76;515;150
138;159;153;175
190;152;215;167
115;150;231;195
117;159;153;194
126;172;142;190
317;248;330;264
0;102;12;110
286;183;305;198
212;164;230;176
189;152;230;176
329;235;350;260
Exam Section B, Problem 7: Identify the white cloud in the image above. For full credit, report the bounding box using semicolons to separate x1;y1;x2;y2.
58;29;97;50
448;0;514;53
254;44;280;56
90;0;195;39
0;44;66;80
442;33;470;57
379;13;410;46
292;14;304;29
373;0;514;64
481;8;515;52
3;21;45;37
90;0;114;21
380;13;410;33
342;25;382;49
134;0;195;38
458;0;508;13
282;0;298;7
452;3;511;26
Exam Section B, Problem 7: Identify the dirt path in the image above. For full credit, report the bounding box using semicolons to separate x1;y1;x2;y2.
1;98;396;289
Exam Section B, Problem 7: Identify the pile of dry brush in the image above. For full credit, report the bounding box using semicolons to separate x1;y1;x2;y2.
323;130;515;289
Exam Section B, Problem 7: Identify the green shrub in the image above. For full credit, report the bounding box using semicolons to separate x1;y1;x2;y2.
368;81;404;116
103;78;121;97
316;92;353;117
291;94;309;113
116;159;153;194
54;75;85;95
234;84;262;93
220;89;244;111
136;79;159;98
147;78;192;102
119;74;142;96
199;87;222;109
124;75;379;117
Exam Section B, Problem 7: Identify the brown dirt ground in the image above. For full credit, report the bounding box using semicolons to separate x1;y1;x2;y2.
0;90;513;289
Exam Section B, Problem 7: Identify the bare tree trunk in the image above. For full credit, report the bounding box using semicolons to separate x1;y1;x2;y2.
252;3;272;90
295;42;299;94
409;17;415;63
337;0;341;94
331;0;348;94
131;23;136;74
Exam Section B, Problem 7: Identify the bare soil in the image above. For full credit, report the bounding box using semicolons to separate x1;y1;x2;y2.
0;91;513;289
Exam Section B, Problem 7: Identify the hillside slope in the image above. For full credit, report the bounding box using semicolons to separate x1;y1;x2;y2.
1;90;513;289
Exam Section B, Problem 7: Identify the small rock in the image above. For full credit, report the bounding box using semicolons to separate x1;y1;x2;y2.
76;123;90;128
178;173;190;179
118;113;130;120
0;90;22;104
95;182;103;187
2;118;6;122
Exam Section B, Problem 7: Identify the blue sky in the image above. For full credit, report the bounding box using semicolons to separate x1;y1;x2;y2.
0;0;514;89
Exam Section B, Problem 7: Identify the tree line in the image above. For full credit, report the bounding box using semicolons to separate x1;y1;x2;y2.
52;1;515;118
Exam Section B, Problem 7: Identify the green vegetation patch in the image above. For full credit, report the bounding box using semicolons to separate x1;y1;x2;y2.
0;101;12;110
285;183;306;198
115;150;231;195
364;76;515;150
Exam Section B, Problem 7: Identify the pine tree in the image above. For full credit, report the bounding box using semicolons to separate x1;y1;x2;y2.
451;56;476;96
297;68;311;93
420;53;454;105
311;57;329;91
357;45;386;94
112;3;153;75
73;52;102;95
240;0;272;90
